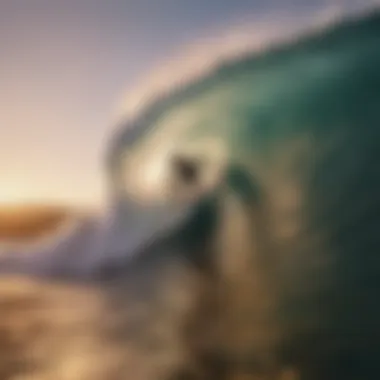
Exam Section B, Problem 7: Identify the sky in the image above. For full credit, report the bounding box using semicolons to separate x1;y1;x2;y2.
0;0;377;209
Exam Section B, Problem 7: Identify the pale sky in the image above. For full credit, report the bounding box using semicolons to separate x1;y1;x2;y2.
0;0;375;208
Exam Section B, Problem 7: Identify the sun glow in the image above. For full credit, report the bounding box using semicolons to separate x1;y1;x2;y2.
0;188;35;206
0;187;85;209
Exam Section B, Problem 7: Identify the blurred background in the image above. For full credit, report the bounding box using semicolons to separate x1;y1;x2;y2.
0;0;377;244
